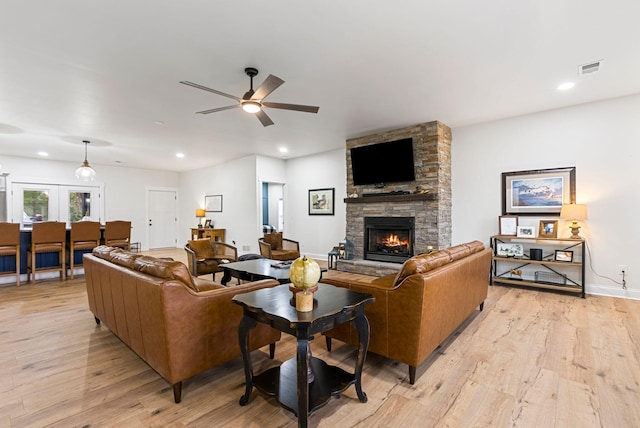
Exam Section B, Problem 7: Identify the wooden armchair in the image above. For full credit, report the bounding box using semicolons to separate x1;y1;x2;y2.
258;232;300;261
184;239;238;281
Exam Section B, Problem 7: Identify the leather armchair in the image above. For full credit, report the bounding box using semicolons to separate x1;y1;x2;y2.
258;232;300;261
185;240;238;281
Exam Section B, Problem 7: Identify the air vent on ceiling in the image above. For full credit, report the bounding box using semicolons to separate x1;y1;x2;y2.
579;60;602;76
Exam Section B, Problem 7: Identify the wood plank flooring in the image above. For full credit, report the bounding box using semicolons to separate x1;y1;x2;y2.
1;248;640;427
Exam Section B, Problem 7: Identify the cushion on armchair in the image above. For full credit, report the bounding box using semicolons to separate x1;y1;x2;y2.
188;239;215;260
263;232;283;250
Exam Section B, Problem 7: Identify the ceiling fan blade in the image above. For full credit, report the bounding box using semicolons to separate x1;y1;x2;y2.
255;109;275;127
196;105;240;114
180;81;241;102
250;75;285;101
262;101;320;114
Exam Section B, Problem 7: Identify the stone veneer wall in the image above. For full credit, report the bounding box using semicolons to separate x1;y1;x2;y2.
342;121;451;273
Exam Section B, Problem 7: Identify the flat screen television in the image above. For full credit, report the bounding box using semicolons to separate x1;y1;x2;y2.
350;138;416;186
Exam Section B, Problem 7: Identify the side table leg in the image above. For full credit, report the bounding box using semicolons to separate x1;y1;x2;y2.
353;312;370;403
238;315;257;406
296;337;310;428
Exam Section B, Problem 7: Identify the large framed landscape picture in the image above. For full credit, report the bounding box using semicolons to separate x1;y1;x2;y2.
502;167;575;215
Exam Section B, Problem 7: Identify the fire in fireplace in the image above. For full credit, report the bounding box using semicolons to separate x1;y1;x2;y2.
364;217;415;263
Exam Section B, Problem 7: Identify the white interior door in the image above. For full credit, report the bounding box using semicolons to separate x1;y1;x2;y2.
147;189;177;249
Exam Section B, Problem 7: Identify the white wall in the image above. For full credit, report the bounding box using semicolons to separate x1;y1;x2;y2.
284;148;347;261
179;155;262;254
452;93;640;299
0;155;178;247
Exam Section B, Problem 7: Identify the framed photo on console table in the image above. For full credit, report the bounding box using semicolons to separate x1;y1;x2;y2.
539;220;558;238
502;167;575;215
499;215;518;236
308;188;335;215
554;250;574;262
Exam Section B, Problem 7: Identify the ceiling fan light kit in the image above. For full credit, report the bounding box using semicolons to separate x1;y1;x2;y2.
180;67;319;127
242;101;261;113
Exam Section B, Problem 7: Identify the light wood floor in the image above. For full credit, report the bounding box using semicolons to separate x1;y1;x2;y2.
1;248;640;427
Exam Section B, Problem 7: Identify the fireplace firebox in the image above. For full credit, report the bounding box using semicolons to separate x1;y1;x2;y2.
364;217;415;263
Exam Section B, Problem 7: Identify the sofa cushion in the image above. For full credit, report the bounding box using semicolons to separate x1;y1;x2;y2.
188;239;215;260
133;256;198;291
110;251;142;269
263;232;283;251
271;249;299;261
464;240;485;254
393;251;451;285
93;245;119;260
443;244;471;262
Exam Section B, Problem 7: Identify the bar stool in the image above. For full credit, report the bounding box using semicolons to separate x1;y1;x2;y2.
27;221;66;283
104;220;132;250
0;222;21;286
68;221;101;279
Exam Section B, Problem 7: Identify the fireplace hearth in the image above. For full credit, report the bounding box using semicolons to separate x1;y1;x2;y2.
364;217;415;263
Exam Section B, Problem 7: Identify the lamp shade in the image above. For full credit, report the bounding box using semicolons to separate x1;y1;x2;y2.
195;209;206;218
560;204;587;220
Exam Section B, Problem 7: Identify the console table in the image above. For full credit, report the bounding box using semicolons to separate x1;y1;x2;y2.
232;283;374;428
190;227;225;242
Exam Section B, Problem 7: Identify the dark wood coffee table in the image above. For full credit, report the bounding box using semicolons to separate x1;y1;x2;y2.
232;283;375;428
220;258;325;286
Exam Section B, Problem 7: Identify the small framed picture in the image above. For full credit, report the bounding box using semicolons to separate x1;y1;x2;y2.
554;250;574;262
496;243;524;257
204;219;212;228
499;215;518;236
516;225;536;238
539;220;558;238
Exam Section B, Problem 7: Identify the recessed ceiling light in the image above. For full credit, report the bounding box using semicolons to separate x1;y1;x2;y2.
154;120;165;125
38;151;48;156
279;147;288;153
176;153;185;158
557;82;575;91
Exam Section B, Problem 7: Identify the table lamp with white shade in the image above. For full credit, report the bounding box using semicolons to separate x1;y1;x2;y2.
560;203;587;239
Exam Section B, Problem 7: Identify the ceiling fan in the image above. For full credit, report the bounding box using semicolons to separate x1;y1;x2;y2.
180;67;320;127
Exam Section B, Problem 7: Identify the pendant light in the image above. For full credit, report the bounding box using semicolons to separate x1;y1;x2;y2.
75;140;97;181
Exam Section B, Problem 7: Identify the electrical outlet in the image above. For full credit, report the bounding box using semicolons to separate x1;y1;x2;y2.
619;264;628;275
243;245;250;251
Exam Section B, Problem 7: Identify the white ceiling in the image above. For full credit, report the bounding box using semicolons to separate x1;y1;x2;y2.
1;1;639;172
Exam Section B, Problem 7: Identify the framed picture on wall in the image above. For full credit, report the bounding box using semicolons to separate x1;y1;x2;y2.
308;188;335;215
205;195;223;212
501;167;575;215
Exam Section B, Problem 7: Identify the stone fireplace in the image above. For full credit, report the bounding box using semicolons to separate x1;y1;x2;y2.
338;121;451;276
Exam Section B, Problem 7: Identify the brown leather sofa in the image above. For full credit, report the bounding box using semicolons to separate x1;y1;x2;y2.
321;240;491;384
83;246;281;403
